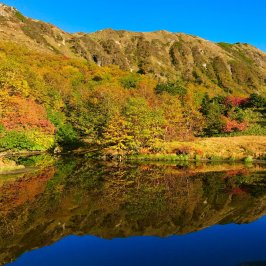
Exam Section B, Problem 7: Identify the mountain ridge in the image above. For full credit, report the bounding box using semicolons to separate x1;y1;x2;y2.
0;3;266;96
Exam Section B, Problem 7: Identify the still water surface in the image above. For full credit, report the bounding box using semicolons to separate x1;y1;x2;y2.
0;156;266;266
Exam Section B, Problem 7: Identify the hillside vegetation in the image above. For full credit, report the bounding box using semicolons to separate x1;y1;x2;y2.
0;4;265;157
0;4;266;96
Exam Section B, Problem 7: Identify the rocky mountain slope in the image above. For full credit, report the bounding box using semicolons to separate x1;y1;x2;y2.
0;3;266;95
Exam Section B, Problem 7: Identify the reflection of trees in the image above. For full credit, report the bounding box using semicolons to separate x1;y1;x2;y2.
0;158;265;265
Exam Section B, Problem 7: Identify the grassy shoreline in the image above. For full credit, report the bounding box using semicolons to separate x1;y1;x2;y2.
0;136;265;165
126;136;266;162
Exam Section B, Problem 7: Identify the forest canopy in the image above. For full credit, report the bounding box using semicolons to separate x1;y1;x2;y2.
0;42;265;154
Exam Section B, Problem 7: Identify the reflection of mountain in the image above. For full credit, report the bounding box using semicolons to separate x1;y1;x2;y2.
0;158;265;265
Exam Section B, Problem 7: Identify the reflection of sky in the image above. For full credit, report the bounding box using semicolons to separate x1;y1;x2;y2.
7;216;266;266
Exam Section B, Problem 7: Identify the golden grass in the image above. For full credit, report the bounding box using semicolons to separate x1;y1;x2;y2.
162;136;266;160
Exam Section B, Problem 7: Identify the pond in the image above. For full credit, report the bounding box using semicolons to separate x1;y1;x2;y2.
0;156;266;266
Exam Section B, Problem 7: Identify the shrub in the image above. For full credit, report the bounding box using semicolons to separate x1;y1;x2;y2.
15;11;26;22
47;110;80;147
247;93;266;108
0;131;33;151
0;130;54;151
195;154;201;161
175;146;191;155
120;73;141;89
155;82;187;96
56;123;80;147
223;117;248;133
244;156;253;163
224;96;248;107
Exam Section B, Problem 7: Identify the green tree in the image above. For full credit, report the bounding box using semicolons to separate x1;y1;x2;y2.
155;82;187;97
120;73;141;89
248;93;266;108
123;97;165;150
203;102;225;135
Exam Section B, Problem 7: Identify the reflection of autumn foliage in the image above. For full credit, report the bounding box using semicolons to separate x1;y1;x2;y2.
0;96;55;134
231;187;248;196
222;169;250;196
0;159;265;266
223;169;249;179
0;167;55;214
222;116;248;133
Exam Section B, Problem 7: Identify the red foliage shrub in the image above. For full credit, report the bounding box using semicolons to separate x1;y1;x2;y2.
195;149;204;156
0;96;56;134
222;116;248;133
224;96;248;107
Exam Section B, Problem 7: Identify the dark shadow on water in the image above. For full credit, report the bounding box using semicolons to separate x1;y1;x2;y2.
238;262;266;266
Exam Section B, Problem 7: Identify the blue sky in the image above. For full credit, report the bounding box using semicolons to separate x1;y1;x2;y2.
2;0;266;51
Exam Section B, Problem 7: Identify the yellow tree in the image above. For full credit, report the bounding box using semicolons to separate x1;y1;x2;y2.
102;112;134;155
158;93;185;141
